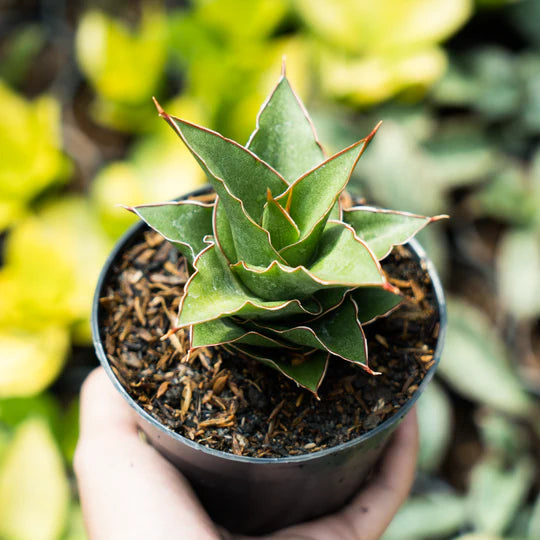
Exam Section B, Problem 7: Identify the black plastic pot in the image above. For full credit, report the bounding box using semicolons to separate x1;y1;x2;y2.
92;187;447;535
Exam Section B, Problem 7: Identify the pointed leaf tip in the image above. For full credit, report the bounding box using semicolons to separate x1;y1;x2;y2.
118;204;135;214
365;121;383;144
429;214;450;223
383;281;401;294
152;96;166;116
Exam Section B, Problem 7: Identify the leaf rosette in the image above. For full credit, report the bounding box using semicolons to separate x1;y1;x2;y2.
127;68;445;394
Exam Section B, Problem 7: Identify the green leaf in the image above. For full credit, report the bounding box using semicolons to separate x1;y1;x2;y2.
356;121;444;215
473;164;539;228
315;287;350;313
278;128;379;266
224;344;329;394
62;504;87;540
213;197;237;262
529;493;540;539
257;296;375;372
158;108;288;222
476;412;530;458
129;201;213;265
0;25;46;87
468;456;534;535
157;106;287;265
426;124;499;187
177;244;320;327
231;222;386;301
90;120;207;240
352;286;403;323
343;206;445;260
308;222;386;284
496;228;540;319
0;418;69;540
381;492;467;540
191;317;295;349
328;201;341;222
439;298;532;416
261;189;300;251
417;381;453;473
0;394;60;433
231;261;329;301
246;73;325;182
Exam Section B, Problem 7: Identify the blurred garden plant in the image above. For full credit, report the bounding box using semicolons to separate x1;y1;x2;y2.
0;83;70;230
293;0;472;105
0;197;112;398
76;6;167;131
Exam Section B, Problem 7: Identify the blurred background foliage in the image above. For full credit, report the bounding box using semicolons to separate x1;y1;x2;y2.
0;0;539;538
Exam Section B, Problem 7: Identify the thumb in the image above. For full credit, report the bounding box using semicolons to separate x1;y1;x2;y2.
75;367;218;540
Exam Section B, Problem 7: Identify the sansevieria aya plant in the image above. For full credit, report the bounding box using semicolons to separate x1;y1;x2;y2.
127;67;445;395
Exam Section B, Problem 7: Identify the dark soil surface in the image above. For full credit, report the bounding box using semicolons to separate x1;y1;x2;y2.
98;195;441;457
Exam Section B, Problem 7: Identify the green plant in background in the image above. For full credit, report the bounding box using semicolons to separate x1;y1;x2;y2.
431;38;540;331
76;6;167;131
168;0;310;143
0;399;85;540
75;0;474;142
128;72;444;392
293;0;472;105
0;197;111;398
0;82;70;230
0;419;69;540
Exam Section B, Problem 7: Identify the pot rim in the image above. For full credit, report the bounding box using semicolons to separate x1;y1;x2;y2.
92;186;447;464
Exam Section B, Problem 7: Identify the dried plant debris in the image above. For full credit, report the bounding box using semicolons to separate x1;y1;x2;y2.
100;227;439;458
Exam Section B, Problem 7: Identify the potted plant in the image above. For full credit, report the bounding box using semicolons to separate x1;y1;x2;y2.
92;68;447;535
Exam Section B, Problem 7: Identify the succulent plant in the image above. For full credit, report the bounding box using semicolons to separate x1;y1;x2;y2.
127;68;444;394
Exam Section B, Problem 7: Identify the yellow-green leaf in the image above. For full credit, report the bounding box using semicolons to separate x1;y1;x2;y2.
1;197;112;336
0;418;69;540
0;327;69;398
294;0;471;55
76;8;166;105
0;83;69;229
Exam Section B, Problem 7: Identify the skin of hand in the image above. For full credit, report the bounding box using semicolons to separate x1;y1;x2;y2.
75;367;419;540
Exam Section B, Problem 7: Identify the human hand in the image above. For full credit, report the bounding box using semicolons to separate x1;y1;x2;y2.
75;368;419;540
